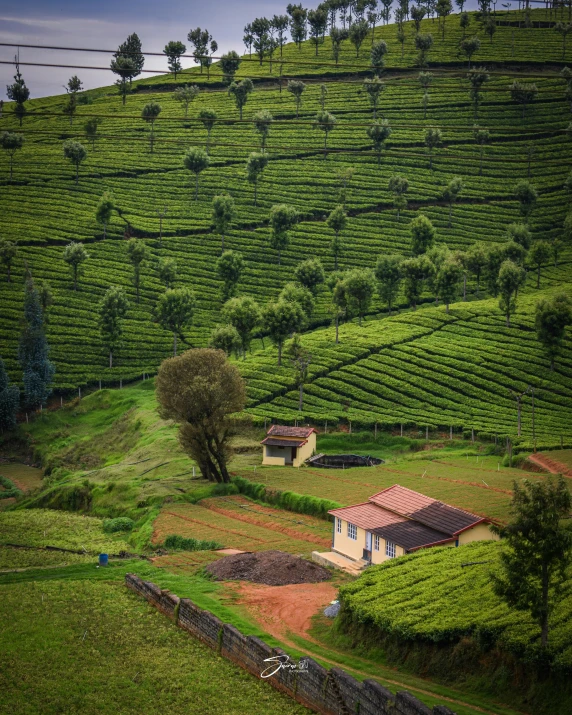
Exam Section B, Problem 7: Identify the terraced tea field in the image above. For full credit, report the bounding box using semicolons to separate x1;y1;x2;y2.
1;11;570;456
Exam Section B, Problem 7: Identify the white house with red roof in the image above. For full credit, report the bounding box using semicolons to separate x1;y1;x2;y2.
324;485;499;568
260;425;317;467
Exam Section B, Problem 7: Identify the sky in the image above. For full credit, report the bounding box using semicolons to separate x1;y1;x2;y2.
1;0;481;99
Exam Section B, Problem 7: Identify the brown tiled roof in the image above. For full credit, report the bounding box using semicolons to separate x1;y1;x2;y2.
267;425;317;438
371;521;455;552
328;502;407;531
369;485;485;536
261;437;306;448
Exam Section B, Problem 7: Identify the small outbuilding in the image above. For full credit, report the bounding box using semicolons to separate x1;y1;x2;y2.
261;425;317;467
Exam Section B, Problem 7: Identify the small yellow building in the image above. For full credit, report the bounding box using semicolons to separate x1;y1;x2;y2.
327;484;499;566
261;425;317;467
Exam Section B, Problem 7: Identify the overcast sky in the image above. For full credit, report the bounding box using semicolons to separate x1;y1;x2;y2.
1;0;480;99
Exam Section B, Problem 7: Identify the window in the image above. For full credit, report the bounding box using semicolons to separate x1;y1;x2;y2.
347;523;357;540
385;541;396;558
336;517;342;534
374;535;380;551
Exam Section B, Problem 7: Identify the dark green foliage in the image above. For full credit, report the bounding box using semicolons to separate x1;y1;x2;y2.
18;278;55;410
163;41;186;79
1;131;24;180
498;259;526;327
269;203;298;263
344;268;375;325
209;324;242;357
294;258;325;295
262;300;305;365
491;477;572;647
375;254;402;314
6;64;29;126
212;194;235;252
99;286;129;368
183;147;210;200
535;293;572;370
126;238;147;304
232;476;341;519
102;517;135;533
0;238;18;282
164;534;224;551
221;296;260;356
279;282;314;320
217;250;243;301
245;152;268;206
0;475;22;499
63;140;87;185
155;287;196;356
228;78;254;120
62;241;89;291
367;119;391;163
410;214;436;255
220;51;241;84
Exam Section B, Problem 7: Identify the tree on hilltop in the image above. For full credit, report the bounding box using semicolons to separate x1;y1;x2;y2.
330;27;350;65
63;75;83;126
349;19;369;56
491;477;572;648
415;33;434;67
156;348;246;483
220;51;241;85
163;41;186;79
288;4;308;49
6;61;30;126
308;6;328;55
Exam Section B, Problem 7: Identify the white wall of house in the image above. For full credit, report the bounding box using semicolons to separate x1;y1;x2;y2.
458;522;500;545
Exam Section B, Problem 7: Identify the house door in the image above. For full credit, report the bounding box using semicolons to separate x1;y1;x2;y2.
363;532;372;561
291;446;297;463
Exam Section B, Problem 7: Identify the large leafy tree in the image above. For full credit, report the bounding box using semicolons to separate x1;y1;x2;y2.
155;287;196;356
18;278;55;409
251;17;272;65
262;299;305;365
375;254;402;314
0;357;19;432
388;174;409;220
288;333;312;411
253;110;273;152
126;238;147;304
217;250;243;301
115;33;144;81
528;241;551;289
465;242;488;296
246;152;268;206
222;296;260;358
212;194;235;252
198;109;217;154
330;27;349;64
425;127;442;170
187;27;213;74
349;19;369;56
415;32;434;67
269;204;298;264
315;110;337;157
156;349;246;483
288;4;308;49
461;36;481;69
99;286;129;368
183;147;210;200
280;282;314;321
96;192;115;239
371;40;388;76
220;51;241;85
435;258;462;312
514;180;538;224
509;81;538;119
467;67;488;118
491;477;572;648
401;255;435;309
363;77;386;119
209;324;242;357
535;293;571;370
157;257;177;289
62;241;89;291
1;131;23;181
308;7;328;55
442;176;463;228
272;15;290;56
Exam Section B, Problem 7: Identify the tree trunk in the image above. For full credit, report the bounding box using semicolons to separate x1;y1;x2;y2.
75;163;79;185
195;174;199;201
277;340;282;366
254;182;257;207
506;308;510;327
103;221;107;240
335;315;339;344
537;265;541;288
173;332;177;356
109;350;113;368
73;267;78;291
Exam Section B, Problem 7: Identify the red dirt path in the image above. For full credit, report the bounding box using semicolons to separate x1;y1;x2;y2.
528;453;572;477
228;581;338;641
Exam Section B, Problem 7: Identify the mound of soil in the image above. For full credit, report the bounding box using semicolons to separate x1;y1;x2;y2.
206;550;331;586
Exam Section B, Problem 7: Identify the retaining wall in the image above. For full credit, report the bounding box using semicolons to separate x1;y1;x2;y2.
125;573;456;715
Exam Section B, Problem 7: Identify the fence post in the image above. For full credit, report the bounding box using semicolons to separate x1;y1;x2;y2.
374;422;377;439
120;378;123;389
99;379;102;390
60;396;63;408
349;420;352;434
78;387;81;399
471;428;475;443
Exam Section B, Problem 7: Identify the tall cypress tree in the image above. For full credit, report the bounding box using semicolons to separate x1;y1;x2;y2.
0;357;19;431
18;278;55;409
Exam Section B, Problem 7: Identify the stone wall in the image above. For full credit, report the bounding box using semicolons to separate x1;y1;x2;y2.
125;573;457;715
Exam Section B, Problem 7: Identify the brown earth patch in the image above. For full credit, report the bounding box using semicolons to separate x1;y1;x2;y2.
206;550;331;586
528;453;572;477
228;580;338;641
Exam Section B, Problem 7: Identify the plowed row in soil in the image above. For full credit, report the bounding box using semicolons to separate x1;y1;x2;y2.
206;550;331;586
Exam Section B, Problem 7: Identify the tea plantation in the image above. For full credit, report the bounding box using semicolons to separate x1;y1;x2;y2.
1;8;571;444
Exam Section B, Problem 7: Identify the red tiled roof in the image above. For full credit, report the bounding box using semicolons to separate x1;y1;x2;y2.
368;485;485;536
261;437;306;448
328;502;407;531
267;425;317;438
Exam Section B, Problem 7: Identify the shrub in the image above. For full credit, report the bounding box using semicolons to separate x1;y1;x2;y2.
102;516;135;533
232;476;341;519
164;534;223;551
0;475;22;499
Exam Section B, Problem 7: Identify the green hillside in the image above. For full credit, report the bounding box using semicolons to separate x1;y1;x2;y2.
1;9;571;444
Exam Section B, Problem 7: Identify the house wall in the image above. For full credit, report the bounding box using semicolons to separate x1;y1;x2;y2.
458;522;499;545
371;535;405;564
293;433;316;467
262;445;290;466
333;519;367;561
262;455;286;466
